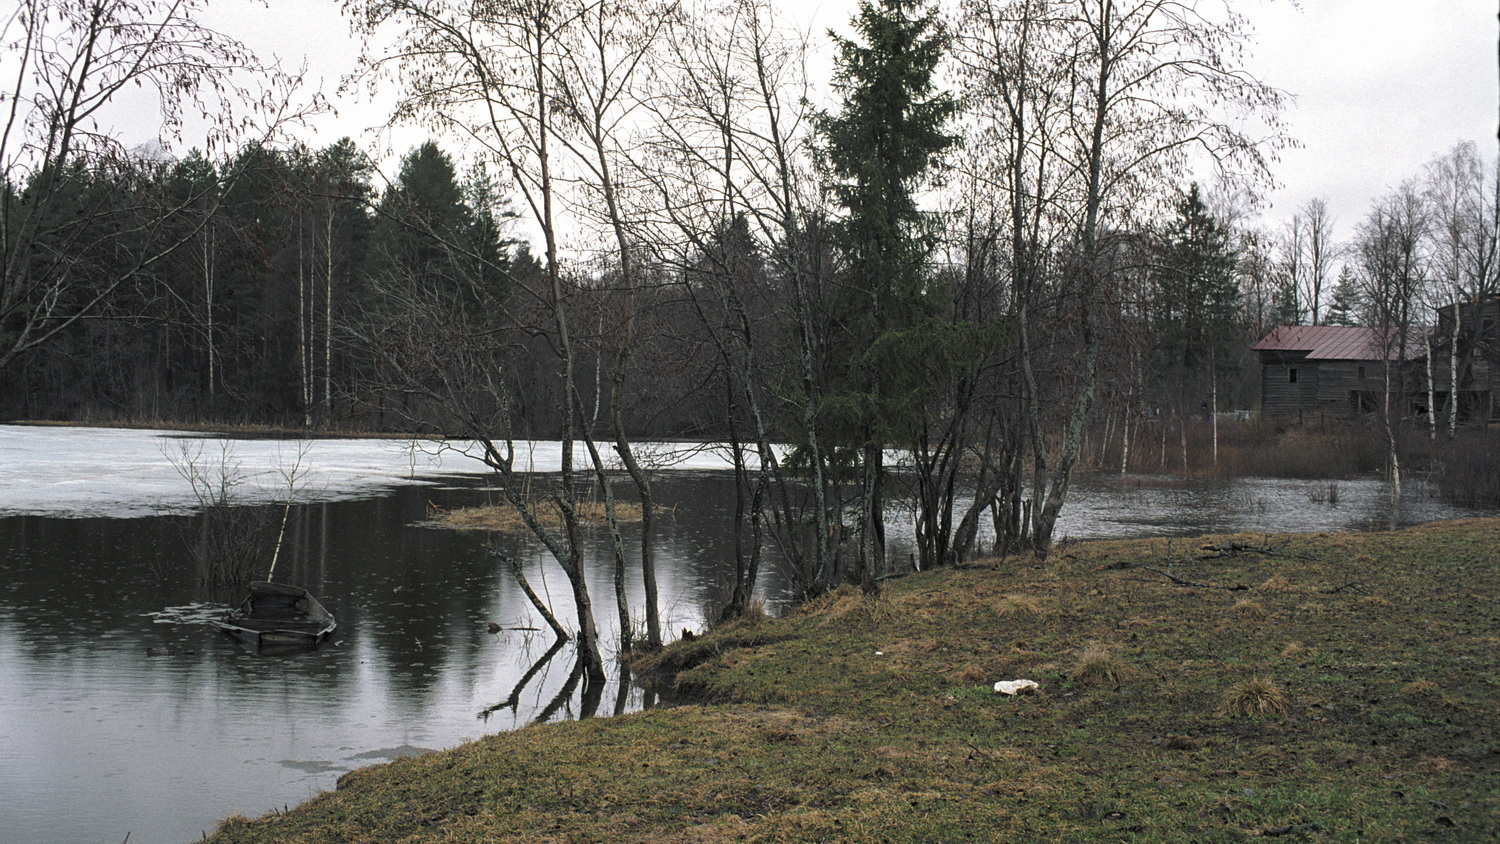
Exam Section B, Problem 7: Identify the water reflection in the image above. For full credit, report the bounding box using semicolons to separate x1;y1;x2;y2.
478;637;566;722
0;468;1492;843
0;479;756;844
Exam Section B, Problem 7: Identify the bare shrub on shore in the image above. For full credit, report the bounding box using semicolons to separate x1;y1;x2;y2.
1432;430;1500;508
161;440;311;588
1118;419;1386;479
1306;481;1340;504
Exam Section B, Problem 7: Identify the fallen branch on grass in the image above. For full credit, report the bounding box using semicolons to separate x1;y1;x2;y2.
1199;541;1275;560
1139;567;1249;591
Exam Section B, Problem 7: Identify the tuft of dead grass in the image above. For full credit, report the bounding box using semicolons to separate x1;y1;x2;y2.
1216;676;1289;717
847;593;900;625
702;595;771;634
1256;574;1296;593
951;666;991;685
801;586;899;627
1070;644;1136;687
1401;678;1441;700
1227;598;1266;618
1416;756;1463;773
796;584;860;618
995;595;1042;618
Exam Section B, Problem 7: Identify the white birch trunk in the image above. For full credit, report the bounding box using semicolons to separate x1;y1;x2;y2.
1448;305;1460;439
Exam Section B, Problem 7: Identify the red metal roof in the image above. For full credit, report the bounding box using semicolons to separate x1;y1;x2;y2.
1253;325;1425;360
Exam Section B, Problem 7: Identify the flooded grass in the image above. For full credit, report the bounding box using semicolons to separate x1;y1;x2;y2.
427;499;645;532
207;518;1500;842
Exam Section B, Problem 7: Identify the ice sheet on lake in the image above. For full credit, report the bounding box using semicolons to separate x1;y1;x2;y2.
0;426;738;519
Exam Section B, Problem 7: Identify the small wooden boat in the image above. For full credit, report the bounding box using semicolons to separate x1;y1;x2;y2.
213;581;336;653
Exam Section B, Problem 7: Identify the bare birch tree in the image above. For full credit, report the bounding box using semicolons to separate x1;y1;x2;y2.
1355;181;1428;498
951;0;1287;550
1299;197;1338;325
638;0;842;599
1423;141;1499;435
545;0;679;650
352;0;611;680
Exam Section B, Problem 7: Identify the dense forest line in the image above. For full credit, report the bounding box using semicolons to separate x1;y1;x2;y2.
1;139;522;429
5;0;1496;671
7;129;1492;455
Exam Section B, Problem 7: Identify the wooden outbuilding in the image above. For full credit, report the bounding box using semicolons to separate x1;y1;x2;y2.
1253;325;1420;422
1427;296;1500;424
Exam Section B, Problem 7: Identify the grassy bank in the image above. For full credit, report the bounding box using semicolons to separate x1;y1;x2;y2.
208;520;1499;842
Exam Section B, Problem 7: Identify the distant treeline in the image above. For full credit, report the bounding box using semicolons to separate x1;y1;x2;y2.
0;135;1249;436
1;139;522;430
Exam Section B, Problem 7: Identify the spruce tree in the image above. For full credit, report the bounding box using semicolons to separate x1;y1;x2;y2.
818;0;956;584
370;142;470;290
1153;183;1241;428
1325;265;1364;326
1271;278;1303;326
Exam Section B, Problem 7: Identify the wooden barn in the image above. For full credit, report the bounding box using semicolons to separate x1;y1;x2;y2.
1427;296;1500;424
1253;325;1422;422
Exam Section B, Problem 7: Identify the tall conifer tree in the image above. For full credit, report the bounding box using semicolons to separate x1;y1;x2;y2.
819;0;956;585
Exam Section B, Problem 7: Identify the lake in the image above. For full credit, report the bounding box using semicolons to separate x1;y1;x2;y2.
0;425;1491;843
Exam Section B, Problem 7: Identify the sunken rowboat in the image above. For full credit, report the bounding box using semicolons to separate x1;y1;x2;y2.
213;581;336;653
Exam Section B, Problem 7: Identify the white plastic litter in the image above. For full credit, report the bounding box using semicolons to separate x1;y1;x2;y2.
993;679;1040;695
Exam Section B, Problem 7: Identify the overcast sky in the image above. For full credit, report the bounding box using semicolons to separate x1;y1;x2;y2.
189;0;1496;245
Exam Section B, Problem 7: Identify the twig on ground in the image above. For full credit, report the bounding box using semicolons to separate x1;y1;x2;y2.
1199;541;1274;560
1139;567;1249;591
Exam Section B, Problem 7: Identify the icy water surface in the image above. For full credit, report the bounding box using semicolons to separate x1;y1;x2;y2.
0;425;1491;843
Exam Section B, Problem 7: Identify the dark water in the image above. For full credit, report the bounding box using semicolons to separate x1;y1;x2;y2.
0;475;788;844
0;465;1491;843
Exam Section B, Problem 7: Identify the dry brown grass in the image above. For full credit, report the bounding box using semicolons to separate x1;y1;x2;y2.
1070;644;1136;687
847;593;901;626
1216;676;1289;717
1256;574;1297;593
950;666;991;685
794;584;857;617
797;585;902;627
1227;598;1266;619
995;595;1043;618
1401;679;1441;700
1416;756;1463;774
